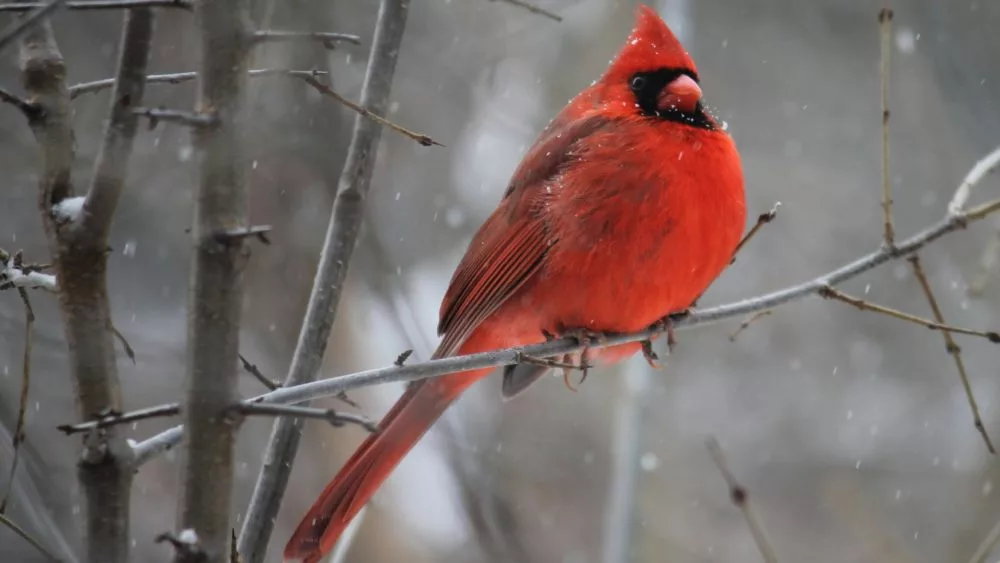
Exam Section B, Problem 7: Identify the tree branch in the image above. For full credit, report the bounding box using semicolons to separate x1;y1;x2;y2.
16;3;136;561
0;0;66;54
82;7;154;247
235;404;377;433
0;279;34;513
132;163;1000;467
0;0;191;12
251;30;361;48
907;255;995;453
0;512;63;562
706;437;779;563
172;0;250;560
490;0;562;22
878;5;894;246
132;106;219;128
237;1;410;560
68;68;329;98
818;285;1000;342
0;85;42;119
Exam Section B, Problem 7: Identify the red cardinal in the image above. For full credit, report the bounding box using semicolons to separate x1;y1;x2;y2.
284;5;746;561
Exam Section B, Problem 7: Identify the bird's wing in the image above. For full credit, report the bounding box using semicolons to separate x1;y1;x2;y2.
435;113;612;358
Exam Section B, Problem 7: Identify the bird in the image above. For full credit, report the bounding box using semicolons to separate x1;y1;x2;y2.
284;5;747;562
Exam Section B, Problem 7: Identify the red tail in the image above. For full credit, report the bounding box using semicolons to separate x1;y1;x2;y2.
283;350;488;562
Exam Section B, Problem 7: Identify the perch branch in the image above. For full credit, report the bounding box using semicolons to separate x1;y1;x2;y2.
818;286;1000;342
907;255;995;453
69;68;329;98
172;0;251;559
878;5;894;246
251;30;361;48
706;437;778;563
237;1;411;560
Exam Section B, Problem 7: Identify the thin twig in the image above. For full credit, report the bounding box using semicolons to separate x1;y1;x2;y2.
0;0;191;11
949;146;1000;216
878;5;894;246
295;74;442;147
968;220;1000;296
706;437;778;563
239;354;281;390
908;255;995;453
731;202;780;263
968;517;1000;563
235;404;377;433
728;310;773;342
69;68;329;98
111;325;136;364
173;0;251;559
57;404;180;434
0;512;63;562
237;2;411;559
0;0;66;54
0;86;41;118
251;30;361;48
819;285;1000;343
491;0;562;22
134;201;1000;465
132;107;218;128
0;286;34;513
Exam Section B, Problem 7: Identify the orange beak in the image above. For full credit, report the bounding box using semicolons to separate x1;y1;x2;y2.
658;74;702;114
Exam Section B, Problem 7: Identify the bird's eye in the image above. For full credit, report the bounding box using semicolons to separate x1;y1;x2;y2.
630;75;647;92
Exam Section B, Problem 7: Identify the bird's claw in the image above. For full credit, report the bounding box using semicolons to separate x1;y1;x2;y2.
648;309;688;357
549;327;603;392
641;339;661;368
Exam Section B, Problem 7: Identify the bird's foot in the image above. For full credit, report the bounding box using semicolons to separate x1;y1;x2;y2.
644;309;690;363
549;327;605;392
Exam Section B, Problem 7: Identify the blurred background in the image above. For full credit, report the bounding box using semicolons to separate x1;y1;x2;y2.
2;0;1000;561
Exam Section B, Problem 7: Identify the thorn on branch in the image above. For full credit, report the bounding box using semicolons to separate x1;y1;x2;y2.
235;403;377;433
0;0;192;11
489;0;563;22
819;285;1000;343
706;437;779;563
251;30;362;49
214;225;272;245
908;255;996;454
294;74;443;147
133;107;218;129
731;201;780;264
156;530;205;560
394;349;413;367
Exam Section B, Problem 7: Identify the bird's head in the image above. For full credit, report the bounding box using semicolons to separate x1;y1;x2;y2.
595;5;714;129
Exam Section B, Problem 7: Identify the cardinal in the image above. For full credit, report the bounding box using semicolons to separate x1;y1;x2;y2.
284;5;746;561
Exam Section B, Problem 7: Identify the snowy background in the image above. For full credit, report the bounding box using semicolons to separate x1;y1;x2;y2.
2;0;1000;561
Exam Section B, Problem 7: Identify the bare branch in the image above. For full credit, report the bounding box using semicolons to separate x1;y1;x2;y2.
490;0;562;22
16;5;135;561
238;1;411;560
239;354;281;390
58;404;180;434
0;0;191;12
968;221;1000;295
82;7;154;241
69;68;329;98
949;145;1000;216
908;255;995;453
728;310;773;342
0;282;34;513
173;0;251;559
968;517;1000;563
731;201;780;264
878;6;894;246
706;437;779;563
0;86;42;119
235;404;377;433
818;285;1000;343
0;253;58;291
132;106;218;128
251;30;361;49
295;73;442;147
134;149;1000;467
0;0;66;54
0;512;63;562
